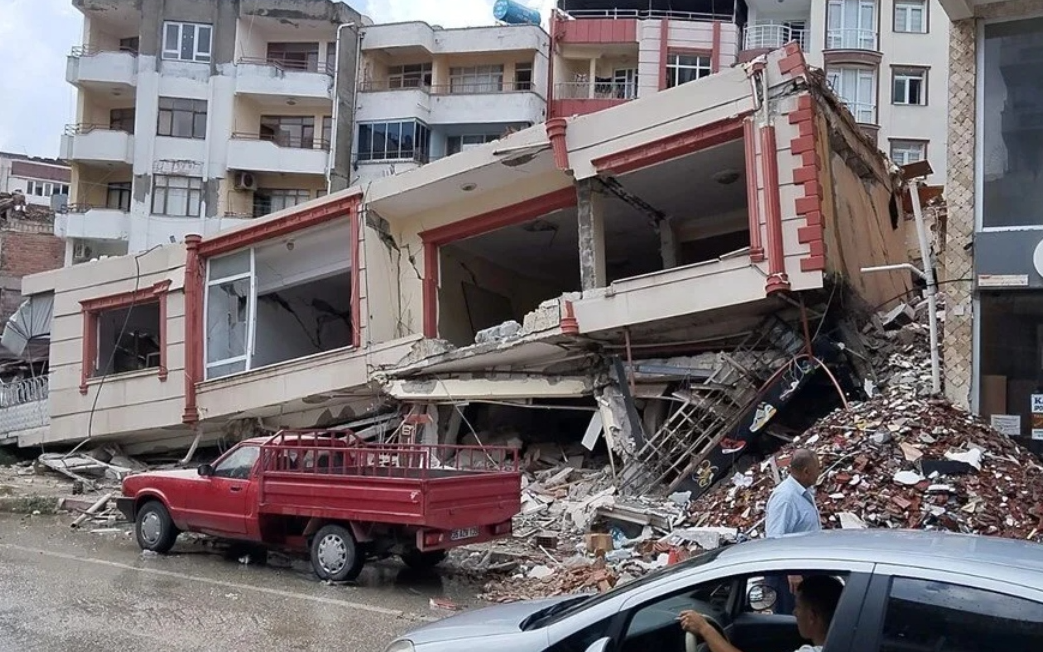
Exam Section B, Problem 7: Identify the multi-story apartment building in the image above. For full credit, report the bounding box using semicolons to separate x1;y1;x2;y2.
0;153;71;208
938;0;1043;454
549;0;949;180
59;0;363;265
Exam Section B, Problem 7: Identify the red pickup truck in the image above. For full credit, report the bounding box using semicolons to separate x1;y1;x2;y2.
116;430;521;581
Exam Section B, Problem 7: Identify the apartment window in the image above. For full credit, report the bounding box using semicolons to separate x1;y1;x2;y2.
252;189;311;218
119;37;139;54
94;302;162;377
157;98;207;139
152;175;203;217
827;0;878;50
25;181;68;197
894;0;927;34
322;117;333;148
266;42;321;72
892;68;927;105
666;53;712;88
890;140;926;166
106;182;132;211
162;21;211;63
388;63;432;89
357;120;432;162
109;108;135;133
447;134;500;156
827;66;877;124
449;65;504;93
260;116;316;149
514;62;533;91
612;68;638;99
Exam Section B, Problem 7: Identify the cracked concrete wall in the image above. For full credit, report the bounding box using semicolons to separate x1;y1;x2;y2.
576;178;606;291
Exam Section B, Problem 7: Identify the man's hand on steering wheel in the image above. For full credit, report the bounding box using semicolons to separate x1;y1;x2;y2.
678;610;714;638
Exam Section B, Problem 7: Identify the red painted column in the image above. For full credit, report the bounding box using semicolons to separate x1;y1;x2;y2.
711;21;722;73
759;125;791;294
182;233;202;424
743;119;765;263
350;201;362;348
659;19;670;90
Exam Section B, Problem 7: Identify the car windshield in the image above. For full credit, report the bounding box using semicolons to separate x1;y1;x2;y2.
532;545;729;629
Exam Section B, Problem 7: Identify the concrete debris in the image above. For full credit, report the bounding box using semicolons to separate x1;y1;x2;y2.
0;192;54;222
475;320;522;345
879;303;916;330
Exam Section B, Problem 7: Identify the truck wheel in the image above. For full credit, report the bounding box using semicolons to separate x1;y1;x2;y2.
311;524;364;582
135;501;179;553
401;548;447;571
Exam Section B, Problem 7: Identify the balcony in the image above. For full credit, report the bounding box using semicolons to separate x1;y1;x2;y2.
355;81;432;122
226;134;329;175
740;22;808;62
55;204;130;242
551;81;634;118
67;46;137;91
824;28;882;66
60;125;134;165
428;82;546;125
235;57;333;101
0;376;49;443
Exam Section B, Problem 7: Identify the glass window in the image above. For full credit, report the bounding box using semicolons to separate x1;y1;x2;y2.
266;42;321;72
895;0;927;34
93;302;162;377
388;63;432;89
447;134;500;156
449;65;504;93
356;121;431;162
827;0;878;50
982;18;1043;228
206;277;250;368
890;140;926;166
878;577;1043;651
253;189;311;217
151;175;203;217
827;66;877;124
259;115;316;149
666;53;712;88
213;446;260;480
892;68;927;105
322;116;333;149
514;62;533;91
157;97;207;139
162;22;211;63
106;182;132;211
110;108;136;133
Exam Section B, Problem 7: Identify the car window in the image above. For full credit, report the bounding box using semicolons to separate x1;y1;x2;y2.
621;576;737;652
545;618;613;652
878;577;1043;651
213;445;260;480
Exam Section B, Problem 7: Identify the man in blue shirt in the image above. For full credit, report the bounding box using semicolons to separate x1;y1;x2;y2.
764;449;822;615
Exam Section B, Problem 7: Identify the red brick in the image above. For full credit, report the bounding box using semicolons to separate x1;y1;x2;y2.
797;95;813;111
792;165;817;184
791;135;815;155
795;196;821;215
0;222;65;322
804;210;824;227
800;255;827;272
797;225;823;244
788;109;814;125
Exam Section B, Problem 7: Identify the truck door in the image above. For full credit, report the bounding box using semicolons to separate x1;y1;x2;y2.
200;445;260;535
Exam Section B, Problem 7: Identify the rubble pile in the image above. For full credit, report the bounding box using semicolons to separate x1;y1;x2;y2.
859;298;940;397
690;397;1043;542
0;192;54;221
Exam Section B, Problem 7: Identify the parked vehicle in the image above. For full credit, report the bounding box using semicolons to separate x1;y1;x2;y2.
117;430;521;581
383;529;1043;652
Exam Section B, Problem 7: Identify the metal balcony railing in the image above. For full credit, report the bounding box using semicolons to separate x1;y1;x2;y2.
63;123;131;136
70;45;138;57
0;376;49;409
844;101;877;125
565;8;731;22
743;23;808;51
826;28;879;51
554;80;637;101
231;132;331;151
431;81;536;95
358;79;431;92
236;56;333;75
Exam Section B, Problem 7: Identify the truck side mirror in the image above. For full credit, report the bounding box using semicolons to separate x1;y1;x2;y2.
198;463;215;477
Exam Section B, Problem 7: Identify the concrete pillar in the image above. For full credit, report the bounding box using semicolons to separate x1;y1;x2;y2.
577;178;607;291
588;58;597;98
659;218;679;269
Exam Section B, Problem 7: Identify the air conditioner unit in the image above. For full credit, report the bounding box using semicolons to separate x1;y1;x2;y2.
233;171;257;191
73;242;93;261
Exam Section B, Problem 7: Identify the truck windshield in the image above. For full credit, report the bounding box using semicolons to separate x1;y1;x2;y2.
214;445;260;479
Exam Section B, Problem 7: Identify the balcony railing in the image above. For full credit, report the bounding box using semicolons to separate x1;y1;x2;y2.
432;81;536;95
826;28;879;51
743;23;808;51
231;132;331;151
237;56;333;75
565;8;731;22
0;376;49;409
70;44;138;57
554;80;637;101
59;202;129;214
358;79;431;92
64;123;131;136
843;102;877;125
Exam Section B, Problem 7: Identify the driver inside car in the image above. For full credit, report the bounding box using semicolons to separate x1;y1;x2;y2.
677;575;843;652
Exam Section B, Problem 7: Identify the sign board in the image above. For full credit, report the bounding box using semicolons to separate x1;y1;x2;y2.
1032;395;1043;440
990;414;1021;437
978;274;1029;288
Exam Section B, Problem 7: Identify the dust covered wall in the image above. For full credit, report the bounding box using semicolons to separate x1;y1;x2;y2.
814;102;911;309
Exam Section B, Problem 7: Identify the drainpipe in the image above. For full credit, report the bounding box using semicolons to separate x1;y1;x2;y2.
327;21;359;193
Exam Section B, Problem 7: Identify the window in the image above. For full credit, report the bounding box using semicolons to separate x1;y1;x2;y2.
213;446;260;480
109;108;135;133
893;68;927;105
447;134;500;156
356;120;432;162
152;175;203;217
259;115;316;149
24;181;67;197
26;181;43;197
514;62;533;91
322;116;333;149
666;53;712;88
162;21;211;63
206;251;252;378
890;140;926;166
388;63;432;89
266;42;322;72
54;184;69;196
157;97;207;139
894;0;926;34
611;68;638;99
878;577;1043;651
253;189;311;218
106;182;132;211
94;302;162;377
827;66;877;124
119;37;139;54
827;0;878;50
449;65;504;93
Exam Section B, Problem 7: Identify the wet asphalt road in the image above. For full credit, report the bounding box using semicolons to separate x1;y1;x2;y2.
0;514;484;652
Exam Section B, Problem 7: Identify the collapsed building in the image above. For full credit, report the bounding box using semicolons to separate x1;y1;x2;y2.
6;46;911;494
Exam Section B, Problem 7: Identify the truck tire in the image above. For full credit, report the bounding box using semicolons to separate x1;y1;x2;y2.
401;548;447;571
135;501;179;554
310;524;364;582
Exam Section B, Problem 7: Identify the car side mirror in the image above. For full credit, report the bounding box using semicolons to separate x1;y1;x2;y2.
584;638;611;652
748;582;778;612
198;463;214;477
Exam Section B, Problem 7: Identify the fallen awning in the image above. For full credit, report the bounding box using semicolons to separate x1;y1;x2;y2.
1;292;53;360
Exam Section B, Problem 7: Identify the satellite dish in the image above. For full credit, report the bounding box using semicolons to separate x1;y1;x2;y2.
1033;238;1043;278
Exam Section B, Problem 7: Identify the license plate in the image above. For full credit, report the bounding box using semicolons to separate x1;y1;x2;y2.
450;526;480;541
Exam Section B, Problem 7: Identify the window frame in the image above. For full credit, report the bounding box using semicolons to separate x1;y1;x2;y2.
106;181;132;211
892;67;928;106
514;61;534;91
827;65;878;124
151;174;204;217
110;107;136;134
162;21;212;63
448;64;505;94
388;62;433;89
446;134;501;156
827;0;879;50
79;281;172;394
665;52;712;89
259;115;318;149
157;97;208;139
894;0;928;34
355;120;432;163
252;188;313;217
889;139;927;166
213;445;261;480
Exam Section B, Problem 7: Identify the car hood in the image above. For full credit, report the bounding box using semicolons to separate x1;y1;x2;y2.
403;596;575;645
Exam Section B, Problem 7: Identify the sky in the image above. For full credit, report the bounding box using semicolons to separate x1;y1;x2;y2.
0;0;555;160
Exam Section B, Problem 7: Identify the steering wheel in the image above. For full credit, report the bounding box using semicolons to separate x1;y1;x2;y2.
684;614;724;652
